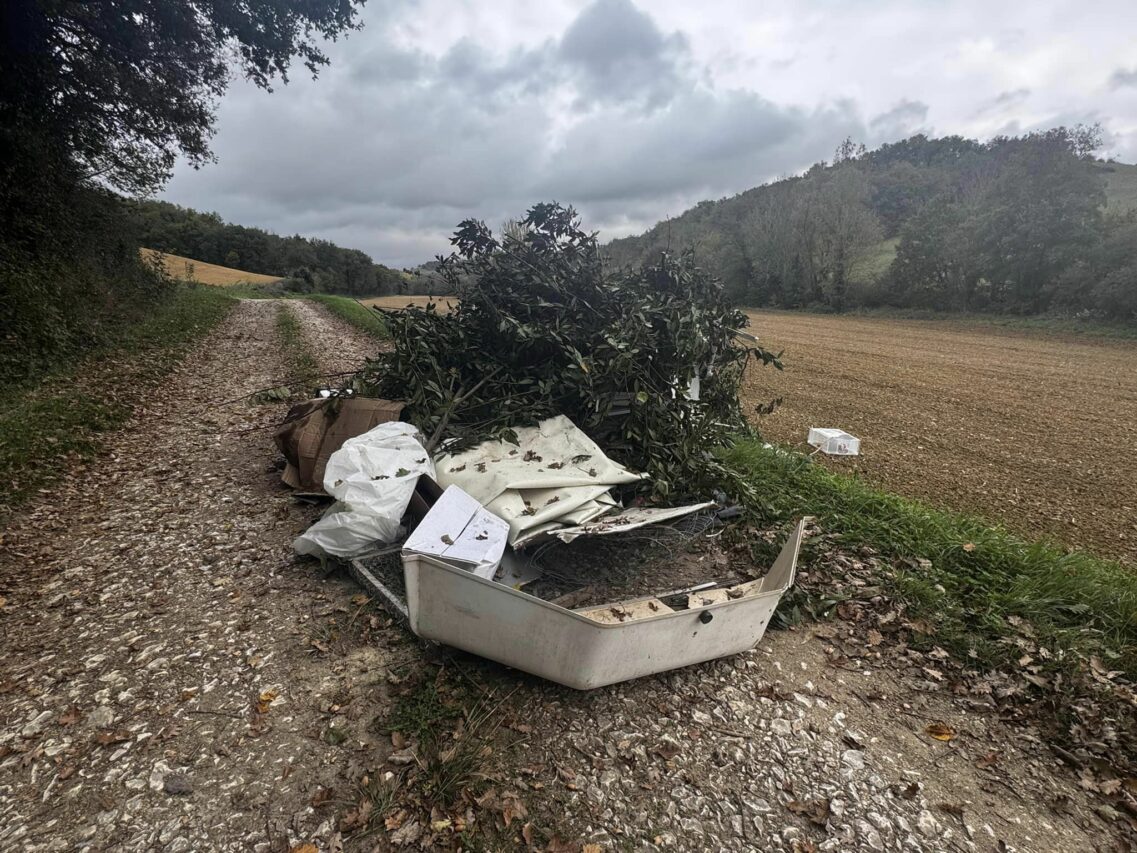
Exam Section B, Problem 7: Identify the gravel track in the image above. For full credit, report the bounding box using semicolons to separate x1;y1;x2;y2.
0;300;401;851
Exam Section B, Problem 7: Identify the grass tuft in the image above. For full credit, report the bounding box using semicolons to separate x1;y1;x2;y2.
304;293;389;339
724;438;1137;678
274;302;321;394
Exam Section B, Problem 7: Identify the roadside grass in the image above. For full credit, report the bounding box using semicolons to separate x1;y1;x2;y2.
381;673;504;808
0;285;235;515
725;439;1137;679
274;303;321;394
303;293;389;339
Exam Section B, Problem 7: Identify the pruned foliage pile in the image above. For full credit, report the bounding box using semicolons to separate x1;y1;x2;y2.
356;203;781;500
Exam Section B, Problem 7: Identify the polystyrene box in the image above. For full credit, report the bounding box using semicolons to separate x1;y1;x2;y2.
401;520;805;689
807;428;860;456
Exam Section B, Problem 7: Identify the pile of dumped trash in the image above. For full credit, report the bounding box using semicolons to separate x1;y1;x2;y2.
277;205;801;689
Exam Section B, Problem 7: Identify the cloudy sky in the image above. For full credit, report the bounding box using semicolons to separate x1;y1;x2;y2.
162;0;1137;267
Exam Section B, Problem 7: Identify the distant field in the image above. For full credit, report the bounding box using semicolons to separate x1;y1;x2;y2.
141;249;282;287
362;295;456;311
742;311;1137;563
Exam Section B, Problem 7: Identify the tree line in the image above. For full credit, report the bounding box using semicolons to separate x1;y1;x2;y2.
131;200;405;297
607;128;1137;321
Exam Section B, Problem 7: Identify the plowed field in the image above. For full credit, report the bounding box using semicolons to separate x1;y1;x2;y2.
742;311;1137;563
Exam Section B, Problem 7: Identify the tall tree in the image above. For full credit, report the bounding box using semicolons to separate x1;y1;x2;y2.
1;0;365;204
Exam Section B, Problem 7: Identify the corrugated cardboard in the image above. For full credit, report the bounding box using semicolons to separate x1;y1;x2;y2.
274;397;404;493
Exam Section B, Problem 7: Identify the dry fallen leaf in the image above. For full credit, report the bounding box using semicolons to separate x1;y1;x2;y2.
521;822;535;847
255;688;278;715
787;798;831;826
582;845;603;853
924;722;957;742
58;706;83;726
975;750;1001;769
500;792;527;828
310;787;333;807
289;845;318;853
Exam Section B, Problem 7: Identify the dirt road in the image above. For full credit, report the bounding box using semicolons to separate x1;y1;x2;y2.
0;301;403;851
0;300;1120;851
742;312;1137;564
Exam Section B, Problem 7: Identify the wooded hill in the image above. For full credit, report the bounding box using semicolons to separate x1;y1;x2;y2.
606;129;1137;320
131;199;405;296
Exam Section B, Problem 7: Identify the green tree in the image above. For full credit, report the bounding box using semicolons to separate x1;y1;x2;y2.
1;0;365;198
971;127;1105;312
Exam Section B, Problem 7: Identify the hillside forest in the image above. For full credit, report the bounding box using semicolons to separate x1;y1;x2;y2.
131;200;405;296
607;128;1137;320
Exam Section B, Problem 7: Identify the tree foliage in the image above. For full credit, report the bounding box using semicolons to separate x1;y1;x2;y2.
356;204;782;501
608;128;1136;321
0;0;364;379
1;0;364;196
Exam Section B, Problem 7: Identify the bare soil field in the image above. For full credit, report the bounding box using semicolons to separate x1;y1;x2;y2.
742;311;1137;564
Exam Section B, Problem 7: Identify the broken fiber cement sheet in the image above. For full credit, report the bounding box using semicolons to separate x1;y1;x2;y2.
435;415;644;546
403;485;509;580
294;422;435;559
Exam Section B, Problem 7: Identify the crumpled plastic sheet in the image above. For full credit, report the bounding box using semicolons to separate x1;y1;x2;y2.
294;422;435;558
435;415;644;545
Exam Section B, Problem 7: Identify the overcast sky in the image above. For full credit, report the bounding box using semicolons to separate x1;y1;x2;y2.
161;0;1137;268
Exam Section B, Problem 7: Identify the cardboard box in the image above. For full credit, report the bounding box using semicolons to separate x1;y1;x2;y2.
274;397;404;493
403;485;510;579
807;427;861;456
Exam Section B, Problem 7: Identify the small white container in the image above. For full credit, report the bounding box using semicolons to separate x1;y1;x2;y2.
400;520;805;690
807;428;861;456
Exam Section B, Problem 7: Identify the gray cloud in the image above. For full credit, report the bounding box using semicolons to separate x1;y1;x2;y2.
558;0;691;108
163;0;865;266
1109;67;1137;89
868;100;930;143
159;0;1137;267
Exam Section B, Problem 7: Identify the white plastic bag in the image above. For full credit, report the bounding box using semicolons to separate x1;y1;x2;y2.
294;422;435;558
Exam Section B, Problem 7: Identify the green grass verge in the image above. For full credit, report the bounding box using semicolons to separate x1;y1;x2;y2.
724;439;1137;679
274;302;321;391
0;284;235;514
304;293;389;339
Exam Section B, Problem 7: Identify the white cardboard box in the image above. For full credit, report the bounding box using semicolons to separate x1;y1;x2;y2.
807;427;861;456
402;485;509;579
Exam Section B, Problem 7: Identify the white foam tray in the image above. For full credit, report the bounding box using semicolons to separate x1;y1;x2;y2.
401;519;805;689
